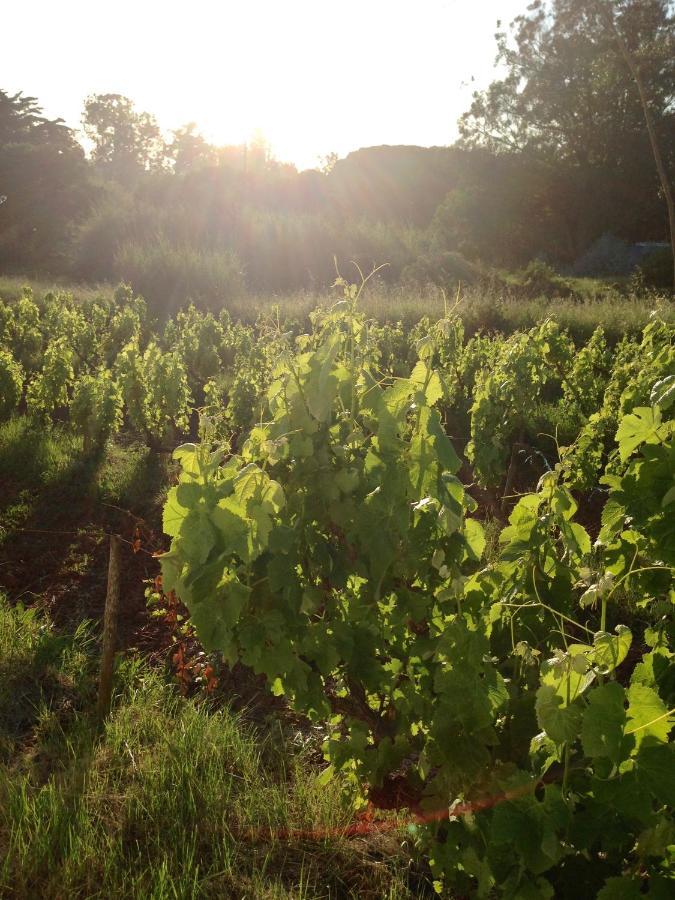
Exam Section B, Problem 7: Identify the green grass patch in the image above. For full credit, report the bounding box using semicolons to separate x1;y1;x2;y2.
0;599;419;899
0;417;83;543
0;417;81;493
3;274;671;344
96;440;171;516
0;275;114;307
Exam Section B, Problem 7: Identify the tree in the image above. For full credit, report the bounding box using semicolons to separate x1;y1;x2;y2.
458;0;674;273
593;0;675;285
318;151;338;175
82;93;165;178
459;1;674;167
0;90;89;270
166;123;217;175
246;129;274;172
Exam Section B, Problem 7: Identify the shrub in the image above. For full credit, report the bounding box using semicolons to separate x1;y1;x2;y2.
70;370;123;451
639;246;674;289
0;349;24;420
515;260;573;298
114;239;246;317
25;337;74;420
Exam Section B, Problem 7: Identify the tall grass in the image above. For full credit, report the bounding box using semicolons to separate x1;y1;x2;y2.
0;275;114;307
114;240;246;316
1;272;671;342
0;417;83;546
0;599;418;899
234;281;673;343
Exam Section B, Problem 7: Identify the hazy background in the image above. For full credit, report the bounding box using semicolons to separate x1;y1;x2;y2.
3;0;522;168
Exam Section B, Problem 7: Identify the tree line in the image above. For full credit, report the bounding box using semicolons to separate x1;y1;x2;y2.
0;0;673;311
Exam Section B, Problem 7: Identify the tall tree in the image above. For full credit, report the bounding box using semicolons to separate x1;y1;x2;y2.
166;123;216;174
458;0;674;272
459;0;674;166
593;0;675;284
0;90;89;269
82;93;165;179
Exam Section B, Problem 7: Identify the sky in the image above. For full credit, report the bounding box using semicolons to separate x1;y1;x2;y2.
2;0;526;170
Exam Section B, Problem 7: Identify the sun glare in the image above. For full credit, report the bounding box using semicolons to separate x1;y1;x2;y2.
3;0;522;169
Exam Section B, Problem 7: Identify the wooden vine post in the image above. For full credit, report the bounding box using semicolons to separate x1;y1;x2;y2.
97;533;122;720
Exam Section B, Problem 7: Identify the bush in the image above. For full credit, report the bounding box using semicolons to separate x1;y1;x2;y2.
25;338;74;420
70;370;123;452
638;246;674;289
114;239;246;318
514;260;574;298
0;349;24;420
401;249;482;288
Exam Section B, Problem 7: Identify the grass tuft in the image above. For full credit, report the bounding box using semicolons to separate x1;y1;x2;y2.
0;599;420;899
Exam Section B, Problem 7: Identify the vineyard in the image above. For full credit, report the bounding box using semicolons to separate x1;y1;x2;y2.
0;281;673;899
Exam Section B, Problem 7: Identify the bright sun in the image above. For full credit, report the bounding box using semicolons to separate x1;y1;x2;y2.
3;0;519;169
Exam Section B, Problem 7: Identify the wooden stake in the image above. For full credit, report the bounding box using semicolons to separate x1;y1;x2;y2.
501;434;526;514
97;533;122;720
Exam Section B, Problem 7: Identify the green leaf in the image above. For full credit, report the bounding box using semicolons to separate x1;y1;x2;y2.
176;481;202;508
189;577;247;651
179;510;216;565
592;626;632;675
651;374;675;411
626;682;672;754
382;378;413;417
540;645;595;705
159;549;183;596
303;336;339;421
173;442;201;476
597;876;643;900
428;409;461;473
211;498;250;560
233;463;268;506
335;467;359;495
615;406;662;461
636;744;675;807
535;684;582;744
163;486;188;538
600;497;626;536
464;518;486;561
567;522;591;558
581;682;626;763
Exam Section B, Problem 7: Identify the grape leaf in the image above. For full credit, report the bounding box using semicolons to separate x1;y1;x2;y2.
615;407;662;461
581;682;626;763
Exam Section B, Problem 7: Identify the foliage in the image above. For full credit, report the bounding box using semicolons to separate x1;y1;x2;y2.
459;0;674;164
113;238;245;317
163;304;225;398
162;288;674;897
4;73;674;297
160;290;485;795
467;319;573;487
0;598;414;900
4;289;43;373
512;260;574;299
82;92;165;177
25;337;74;420
640;246;675;288
455;0;674;268
115;341;192;447
70;370;123;451
0;349;23;421
0;90;89;270
561;325;611;420
562;317;674;489
0;273;673;896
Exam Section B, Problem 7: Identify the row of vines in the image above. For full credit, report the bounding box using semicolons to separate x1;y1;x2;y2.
1;284;672;495
1;282;673;897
